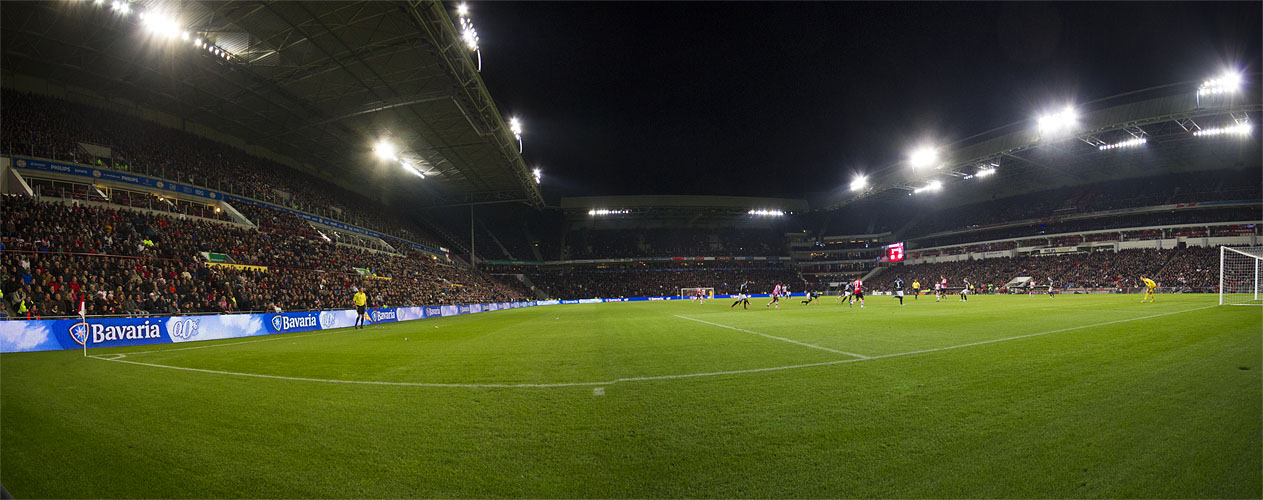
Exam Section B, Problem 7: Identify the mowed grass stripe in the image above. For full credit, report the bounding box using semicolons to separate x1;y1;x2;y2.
2;295;1257;498
88;299;1216;388
108;303;847;384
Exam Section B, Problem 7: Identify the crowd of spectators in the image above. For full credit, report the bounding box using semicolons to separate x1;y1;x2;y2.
912;207;1260;249
564;227;788;259
27;178;235;223
0;195;531;319
910;169;1261;238
526;262;804;299
873;247;1224;293
1;90;440;249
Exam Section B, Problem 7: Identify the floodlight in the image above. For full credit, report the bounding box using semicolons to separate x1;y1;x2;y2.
401;163;425;178
180;31;189;41
748;209;785;216
533;167;542;184
1199;71;1243;96
913;180;943;194
94;0;104;4
457;3;469;16
1038;106;1078;137
975;166;996;178
111;1;129;14
373;141;398;160
1193;122;1252;137
909;146;938;168
194;38;202;46
510;117;523;153
849;175;867;192
460;18;479;51
1098;137;1147;150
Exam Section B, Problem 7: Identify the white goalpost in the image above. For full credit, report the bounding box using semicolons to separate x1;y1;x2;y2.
680;287;715;299
1220;246;1263;306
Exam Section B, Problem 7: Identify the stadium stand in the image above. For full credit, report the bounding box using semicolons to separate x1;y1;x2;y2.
522;261;805;299
0;195;531;319
1;90;444;250
874;247;1225;293
563;227;788;259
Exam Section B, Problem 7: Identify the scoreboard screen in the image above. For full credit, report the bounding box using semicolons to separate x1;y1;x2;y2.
884;242;905;262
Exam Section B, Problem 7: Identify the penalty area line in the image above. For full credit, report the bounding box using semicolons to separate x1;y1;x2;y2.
674;314;870;359
87;305;1216;389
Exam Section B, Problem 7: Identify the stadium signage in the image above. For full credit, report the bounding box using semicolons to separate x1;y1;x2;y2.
89;320;163;344
4;295;829;354
169;318;201;340
369;310;398;323
270;314;319;332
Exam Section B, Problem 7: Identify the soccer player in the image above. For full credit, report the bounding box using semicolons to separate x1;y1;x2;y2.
960;279;969;302
353;287;368;329
801;290;820;305
934;281;942;302
911;279;920;300
893;277;905;306
693;287;706;304
1047;277;1055;298
1140;276;1157;303
766;283;783;309
730;281;751;310
852;278;865;309
838;281;854;307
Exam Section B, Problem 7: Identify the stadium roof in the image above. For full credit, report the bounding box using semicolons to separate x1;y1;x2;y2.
816;81;1261;211
0;0;543;208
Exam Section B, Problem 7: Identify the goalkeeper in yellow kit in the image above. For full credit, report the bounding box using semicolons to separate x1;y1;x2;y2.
1140;277;1157;303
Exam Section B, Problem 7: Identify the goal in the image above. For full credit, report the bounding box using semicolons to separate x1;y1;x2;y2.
680;287;715;299
1220;246;1263;306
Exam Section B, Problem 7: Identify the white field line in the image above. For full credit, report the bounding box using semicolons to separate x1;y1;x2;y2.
674;314;870;359
88;305;1217;389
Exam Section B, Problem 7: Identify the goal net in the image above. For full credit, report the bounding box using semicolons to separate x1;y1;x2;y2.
680;287;715;299
1220;246;1263;306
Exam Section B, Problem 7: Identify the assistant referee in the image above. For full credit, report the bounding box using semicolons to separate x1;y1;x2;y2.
353;288;368;329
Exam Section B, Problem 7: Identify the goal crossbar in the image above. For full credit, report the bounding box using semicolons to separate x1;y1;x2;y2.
680;287;716;299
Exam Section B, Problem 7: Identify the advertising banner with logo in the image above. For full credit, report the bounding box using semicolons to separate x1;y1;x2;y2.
2;293;812;354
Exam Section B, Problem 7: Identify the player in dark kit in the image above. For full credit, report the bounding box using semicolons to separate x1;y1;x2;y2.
730;281;751;310
801;290;820;305
893;277;905;305
837;281;854;307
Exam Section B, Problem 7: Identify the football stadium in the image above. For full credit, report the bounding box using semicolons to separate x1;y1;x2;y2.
0;1;1260;498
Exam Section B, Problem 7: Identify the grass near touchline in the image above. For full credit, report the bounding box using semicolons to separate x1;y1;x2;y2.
1;294;1259;498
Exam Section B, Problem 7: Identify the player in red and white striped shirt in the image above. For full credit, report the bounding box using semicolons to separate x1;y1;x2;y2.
851;279;865;309
765;283;784;309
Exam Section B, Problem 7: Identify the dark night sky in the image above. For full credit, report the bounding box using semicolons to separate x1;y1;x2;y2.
471;1;1261;202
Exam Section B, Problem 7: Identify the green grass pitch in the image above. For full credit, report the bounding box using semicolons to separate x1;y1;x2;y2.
2;294;1259;498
